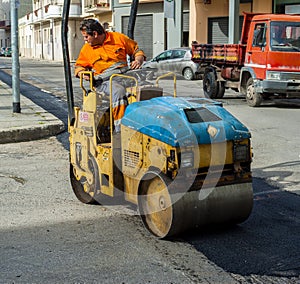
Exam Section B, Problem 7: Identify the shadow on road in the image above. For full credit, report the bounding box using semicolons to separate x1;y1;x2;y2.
0;70;70;150
0;70;68;126
254;160;300;194
219;94;300;108
181;177;300;278
259;99;300;108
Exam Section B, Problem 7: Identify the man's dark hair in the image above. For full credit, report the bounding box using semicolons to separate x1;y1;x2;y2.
79;19;105;36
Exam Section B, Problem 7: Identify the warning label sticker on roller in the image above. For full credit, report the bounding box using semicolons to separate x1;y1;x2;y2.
79;111;89;123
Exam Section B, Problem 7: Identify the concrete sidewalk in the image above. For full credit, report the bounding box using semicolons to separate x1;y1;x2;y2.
0;80;65;144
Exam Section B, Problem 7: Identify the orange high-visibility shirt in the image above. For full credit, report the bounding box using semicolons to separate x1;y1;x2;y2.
74;31;145;77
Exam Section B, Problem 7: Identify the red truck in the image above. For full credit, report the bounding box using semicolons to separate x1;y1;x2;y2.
192;13;300;106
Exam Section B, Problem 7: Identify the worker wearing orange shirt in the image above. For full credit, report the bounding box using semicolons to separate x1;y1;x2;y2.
75;19;145;132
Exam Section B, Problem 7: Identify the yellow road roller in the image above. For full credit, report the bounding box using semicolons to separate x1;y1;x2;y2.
61;1;253;238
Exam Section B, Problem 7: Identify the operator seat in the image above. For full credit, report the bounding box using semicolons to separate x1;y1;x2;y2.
136;85;163;101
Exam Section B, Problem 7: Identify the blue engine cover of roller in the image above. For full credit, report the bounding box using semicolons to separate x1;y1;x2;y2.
121;97;251;147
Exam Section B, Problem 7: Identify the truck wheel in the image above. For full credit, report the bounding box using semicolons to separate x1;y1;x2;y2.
217;81;225;98
69;155;99;204
203;71;218;99
246;78;263;107
183;67;194;80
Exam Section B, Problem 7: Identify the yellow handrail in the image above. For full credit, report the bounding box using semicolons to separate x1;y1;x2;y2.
155;72;177;97
79;71;94;96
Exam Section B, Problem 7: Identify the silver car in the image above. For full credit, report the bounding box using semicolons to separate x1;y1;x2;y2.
142;47;200;80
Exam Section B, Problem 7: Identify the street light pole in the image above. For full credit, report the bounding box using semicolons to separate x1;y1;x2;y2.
127;0;139;40
10;0;21;113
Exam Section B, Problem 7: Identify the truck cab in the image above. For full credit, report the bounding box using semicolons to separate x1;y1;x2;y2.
242;14;300;106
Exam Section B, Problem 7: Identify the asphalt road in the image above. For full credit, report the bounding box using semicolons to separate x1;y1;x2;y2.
1;57;299;194
0;57;299;283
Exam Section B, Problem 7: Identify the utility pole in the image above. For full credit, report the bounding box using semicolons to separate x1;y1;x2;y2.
228;0;240;44
10;0;21;113
166;0;182;49
127;0;139;40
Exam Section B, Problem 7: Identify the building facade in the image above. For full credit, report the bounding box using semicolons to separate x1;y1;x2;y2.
6;0;300;61
0;0;10;48
18;0;84;61
112;0;300;58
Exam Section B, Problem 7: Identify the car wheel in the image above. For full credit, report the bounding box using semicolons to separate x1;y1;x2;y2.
183;67;194;80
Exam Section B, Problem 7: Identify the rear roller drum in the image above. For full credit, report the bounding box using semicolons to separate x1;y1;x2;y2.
69;155;100;204
70;164;96;204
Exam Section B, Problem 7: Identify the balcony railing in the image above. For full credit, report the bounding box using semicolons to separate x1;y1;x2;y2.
0;20;10;30
31;3;81;22
85;0;110;13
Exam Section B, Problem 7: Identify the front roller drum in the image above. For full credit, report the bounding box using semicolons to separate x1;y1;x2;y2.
138;172;253;238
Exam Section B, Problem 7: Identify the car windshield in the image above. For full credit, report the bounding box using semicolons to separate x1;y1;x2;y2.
270;21;300;52
156;50;172;61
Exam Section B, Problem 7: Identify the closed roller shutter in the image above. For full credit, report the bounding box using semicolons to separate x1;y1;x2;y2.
122;15;153;60
208;16;244;44
183;12;189;32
